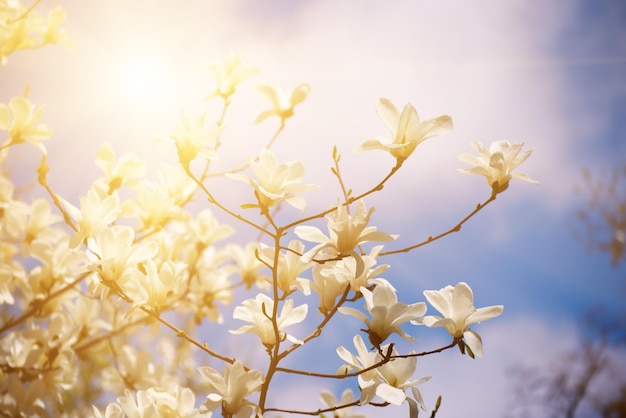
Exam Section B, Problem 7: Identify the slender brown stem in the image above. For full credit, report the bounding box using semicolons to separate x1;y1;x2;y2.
277;284;351;360
264;400;389;415
380;190;497;256
0;272;89;334
207;119;286;178
136;305;236;366
281;160;403;231
185;166;272;237
7;0;42;24
74;316;150;354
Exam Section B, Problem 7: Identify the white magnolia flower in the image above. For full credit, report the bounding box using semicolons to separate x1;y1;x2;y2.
357;98;452;162
60;188;121;249
206;52;259;100
374;347;430;407
458;140;539;193
336;335;430;407
230;293;308;346
414;281;503;357
259;240;311;295
339;282;426;348
86;225;158;286
198;360;264;418
319;389;367;418
311;261;350;313
336;334;380;389
255;83;311;123
226;148;318;213
295;200;397;275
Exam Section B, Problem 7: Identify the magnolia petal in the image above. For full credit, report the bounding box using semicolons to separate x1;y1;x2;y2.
468;305;503;325
337;306;368;323
423;287;453;317
452;282;474;312
356;138;391;153
290;83;311;106
279;302;308;328
511;172;540;184
376;98;400;135
463;329;484;357
375;383;406;406
411;386;428;411
0;103;9;130
294;225;328;244
359;230;398;243
285;194;308;213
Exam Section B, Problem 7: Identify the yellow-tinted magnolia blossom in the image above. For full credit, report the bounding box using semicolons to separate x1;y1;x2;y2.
295;200;397;275
255;83;311;123
206;53;259;100
0;3;70;65
458;140;539;193
227;148;318;213
230;293;308;346
415;281;503;357
357;98;453;162
0;96;52;154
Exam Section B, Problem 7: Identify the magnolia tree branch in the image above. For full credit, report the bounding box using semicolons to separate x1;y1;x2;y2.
380;190;497;256
0;272;89;334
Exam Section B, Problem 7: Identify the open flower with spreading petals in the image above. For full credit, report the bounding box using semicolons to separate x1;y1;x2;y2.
259;240;312;295
336;334;380;387
319;389;367;418
458;140;539;194
170;112;222;170
41;7;71;47
413;281;503;357
230;293;308;346
125;259;187;313
339;282;426;348
199;360;264;418
94;142;146;194
226;148;318;213
86;225;158;289
255;83;311;123
206;53;259;100
373;347;430;408
0;96;52;154
336;335;430;407
295;200;397;275
60;187;121;249
357;98;452;162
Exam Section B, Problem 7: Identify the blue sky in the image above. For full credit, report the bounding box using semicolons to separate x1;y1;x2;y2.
3;0;625;416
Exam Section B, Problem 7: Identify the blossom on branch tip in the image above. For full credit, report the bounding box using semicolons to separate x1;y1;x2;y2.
338;282;426;348
230;293;308;346
206;53;259;100
94;142;146;194
319;389;367;418
413;281;503;357
336;335;430;407
60;188;121;249
255;83;311;123
458;140;539;194
198;360;264;418
259;240;312;295
0;96;52;155
169;112;222;170
226;148;318;214
295;200;397;275
357;98;452;162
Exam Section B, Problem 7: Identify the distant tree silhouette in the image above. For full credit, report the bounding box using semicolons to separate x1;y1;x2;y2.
507;163;626;418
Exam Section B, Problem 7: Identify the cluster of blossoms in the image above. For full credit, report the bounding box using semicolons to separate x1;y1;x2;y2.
0;3;538;418
0;0;71;66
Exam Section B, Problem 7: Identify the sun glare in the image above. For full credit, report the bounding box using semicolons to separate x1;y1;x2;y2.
114;54;166;104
